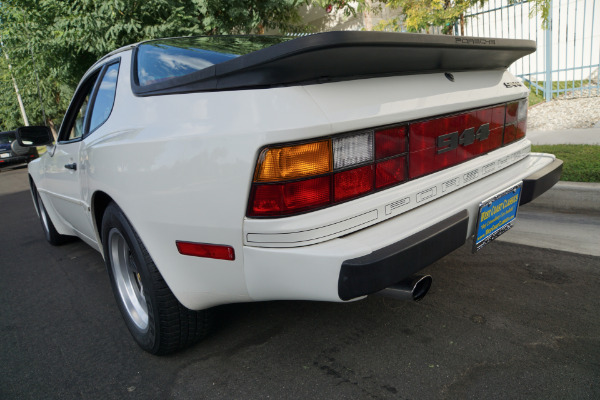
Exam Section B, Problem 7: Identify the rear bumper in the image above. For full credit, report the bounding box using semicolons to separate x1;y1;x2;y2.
338;157;562;300
242;151;560;303
520;158;563;205
338;210;469;300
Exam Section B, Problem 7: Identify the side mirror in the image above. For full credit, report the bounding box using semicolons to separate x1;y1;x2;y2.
16;126;54;147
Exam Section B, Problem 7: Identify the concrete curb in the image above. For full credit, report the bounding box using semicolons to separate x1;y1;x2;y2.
526;181;600;215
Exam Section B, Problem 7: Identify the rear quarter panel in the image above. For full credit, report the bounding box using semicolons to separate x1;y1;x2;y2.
85;53;529;309
85;53;333;307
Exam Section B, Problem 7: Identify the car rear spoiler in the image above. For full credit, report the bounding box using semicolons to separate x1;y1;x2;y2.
133;31;536;96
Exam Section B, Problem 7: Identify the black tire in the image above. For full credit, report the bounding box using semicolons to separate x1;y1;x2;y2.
33;184;71;246
101;202;212;355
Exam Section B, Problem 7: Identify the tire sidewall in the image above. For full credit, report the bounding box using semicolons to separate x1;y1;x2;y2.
37;192;52;243
101;203;160;354
34;185;62;245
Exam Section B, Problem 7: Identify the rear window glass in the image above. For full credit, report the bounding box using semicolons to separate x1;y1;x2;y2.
0;132;16;144
136;36;295;87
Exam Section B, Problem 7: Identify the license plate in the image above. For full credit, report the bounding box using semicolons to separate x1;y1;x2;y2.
0;153;9;158
473;182;522;253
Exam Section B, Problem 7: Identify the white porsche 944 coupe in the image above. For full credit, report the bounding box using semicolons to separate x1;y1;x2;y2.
17;32;562;354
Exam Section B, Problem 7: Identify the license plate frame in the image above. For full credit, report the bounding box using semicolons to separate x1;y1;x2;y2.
473;182;522;253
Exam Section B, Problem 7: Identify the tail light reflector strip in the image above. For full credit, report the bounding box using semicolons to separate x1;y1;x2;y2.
408;104;506;179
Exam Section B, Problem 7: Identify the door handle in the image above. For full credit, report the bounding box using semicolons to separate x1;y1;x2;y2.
64;163;77;171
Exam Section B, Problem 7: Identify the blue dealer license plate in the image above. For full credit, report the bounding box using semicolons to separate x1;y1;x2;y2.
473;182;522;253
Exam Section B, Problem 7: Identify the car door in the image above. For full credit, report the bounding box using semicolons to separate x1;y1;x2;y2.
43;60;120;242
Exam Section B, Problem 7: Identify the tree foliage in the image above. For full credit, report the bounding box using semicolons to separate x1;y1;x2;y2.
0;0;308;130
0;0;553;131
377;0;482;33
0;52;24;131
320;0;551;33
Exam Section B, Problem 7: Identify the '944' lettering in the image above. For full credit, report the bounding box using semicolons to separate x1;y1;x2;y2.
436;124;490;154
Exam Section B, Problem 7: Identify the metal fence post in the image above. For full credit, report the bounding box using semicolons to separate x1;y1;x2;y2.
544;0;553;101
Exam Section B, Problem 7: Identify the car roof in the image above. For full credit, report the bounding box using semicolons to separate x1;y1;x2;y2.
84;43;138;77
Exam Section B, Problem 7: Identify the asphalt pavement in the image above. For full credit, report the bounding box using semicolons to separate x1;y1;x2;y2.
1;130;599;400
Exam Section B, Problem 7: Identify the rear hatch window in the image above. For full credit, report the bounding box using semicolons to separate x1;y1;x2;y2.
135;36;294;87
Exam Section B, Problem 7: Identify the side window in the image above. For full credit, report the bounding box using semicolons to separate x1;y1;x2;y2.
58;59;120;143
89;63;120;133
66;79;96;141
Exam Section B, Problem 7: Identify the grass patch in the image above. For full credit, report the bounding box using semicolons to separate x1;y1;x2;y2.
528;87;544;106
525;79;596;107
532;144;600;183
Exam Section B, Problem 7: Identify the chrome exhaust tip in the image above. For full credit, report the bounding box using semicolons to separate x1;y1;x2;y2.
376;275;432;302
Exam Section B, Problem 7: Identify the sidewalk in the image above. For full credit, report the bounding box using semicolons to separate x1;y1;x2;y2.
497;126;600;256
528;127;600;145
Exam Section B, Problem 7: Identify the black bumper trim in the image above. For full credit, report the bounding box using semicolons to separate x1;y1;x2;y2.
520;158;563;206
338;210;469;301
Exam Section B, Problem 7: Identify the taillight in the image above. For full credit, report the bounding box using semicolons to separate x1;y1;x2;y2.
503;98;528;145
376;157;407;189
334;165;373;202
248;127;408;217
408;104;506;179
250;176;331;216
248;98;527;218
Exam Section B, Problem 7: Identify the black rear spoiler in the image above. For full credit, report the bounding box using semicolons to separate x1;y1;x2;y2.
132;31;536;96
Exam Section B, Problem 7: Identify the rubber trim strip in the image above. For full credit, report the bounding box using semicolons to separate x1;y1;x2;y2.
520;158;563;205
338;210;469;300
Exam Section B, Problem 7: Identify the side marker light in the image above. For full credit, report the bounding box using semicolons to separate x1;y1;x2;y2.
176;241;235;261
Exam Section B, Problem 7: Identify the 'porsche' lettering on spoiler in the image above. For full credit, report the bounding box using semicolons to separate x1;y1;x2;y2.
132;31;535;96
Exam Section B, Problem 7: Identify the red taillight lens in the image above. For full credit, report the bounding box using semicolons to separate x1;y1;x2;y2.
408;104;510;179
334;165;373;202
409;117;457;179
376;157;407;189
504;124;517;144
503;99;527;145
409;145;453;179
375;126;407;160
176;241;235;261
248;98;527;217
249;176;331;217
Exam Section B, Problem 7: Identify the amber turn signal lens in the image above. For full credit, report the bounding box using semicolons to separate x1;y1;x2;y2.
254;141;331;182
